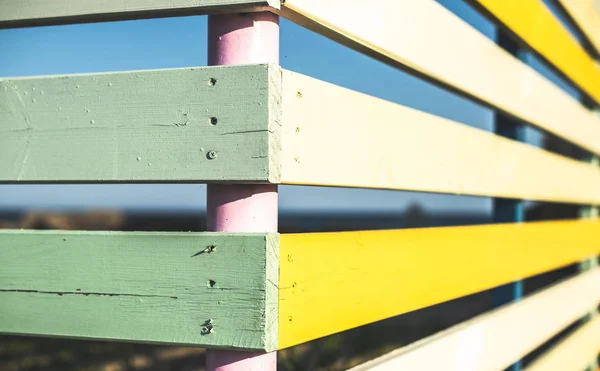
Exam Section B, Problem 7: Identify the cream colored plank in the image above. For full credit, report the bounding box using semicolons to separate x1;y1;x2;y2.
524;316;600;371
280;70;600;203
349;270;600;371
557;0;600;55
280;0;600;156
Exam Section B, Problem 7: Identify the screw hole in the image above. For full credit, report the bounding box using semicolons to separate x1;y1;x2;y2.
209;78;217;86
208;279;216;288
210;117;218;125
201;324;214;335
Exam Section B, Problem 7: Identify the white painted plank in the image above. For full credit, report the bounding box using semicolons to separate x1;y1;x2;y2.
348;270;600;371
280;0;600;156
524;316;600;371
280;70;600;203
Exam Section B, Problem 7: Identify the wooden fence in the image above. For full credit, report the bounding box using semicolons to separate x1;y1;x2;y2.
1;0;600;370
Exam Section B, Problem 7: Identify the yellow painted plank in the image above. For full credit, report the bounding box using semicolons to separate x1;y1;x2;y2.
524;316;600;371
473;0;600;103
280;70;600;203
556;0;600;55
278;220;600;349
347;271;600;371
279;0;600;156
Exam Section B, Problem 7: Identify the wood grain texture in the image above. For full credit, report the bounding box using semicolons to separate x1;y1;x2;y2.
347;270;600;371
0;230;279;351
472;0;600;104
556;0;600;56
279;0;600;156
0;0;280;28
523;316;600;371
0;64;282;183
278;220;600;349
279;70;600;203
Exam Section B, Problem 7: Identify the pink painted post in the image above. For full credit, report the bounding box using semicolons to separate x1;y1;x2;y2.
206;11;279;371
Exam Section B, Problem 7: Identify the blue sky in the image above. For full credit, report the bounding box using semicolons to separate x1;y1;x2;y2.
0;0;580;213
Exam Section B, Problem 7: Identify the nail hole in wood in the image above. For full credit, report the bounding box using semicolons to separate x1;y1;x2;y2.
208;280;216;288
210;117;218;125
209;78;217;86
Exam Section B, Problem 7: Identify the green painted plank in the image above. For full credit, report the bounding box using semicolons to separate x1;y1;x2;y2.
0;0;280;28
0;230;279;351
0;64;282;183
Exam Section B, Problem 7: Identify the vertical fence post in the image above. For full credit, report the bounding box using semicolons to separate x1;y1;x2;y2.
205;11;279;371
492;30;526;371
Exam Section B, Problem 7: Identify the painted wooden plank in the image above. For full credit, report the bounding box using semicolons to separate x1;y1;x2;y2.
472;0;600;104
346;270;600;371
0;0;279;28
278;220;600;349
0;230;279;351
279;0;600;156
523;316;600;371
0;64;281;183
555;0;600;56
279;70;600;203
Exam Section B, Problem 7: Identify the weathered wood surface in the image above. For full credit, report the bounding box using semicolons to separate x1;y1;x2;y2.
348;270;600;371
0;64;281;183
556;0;600;55
279;70;600;204
0;0;280;28
280;0;600;156
524;316;600;371
0;230;279;351
472;0;600;104
278;220;600;349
